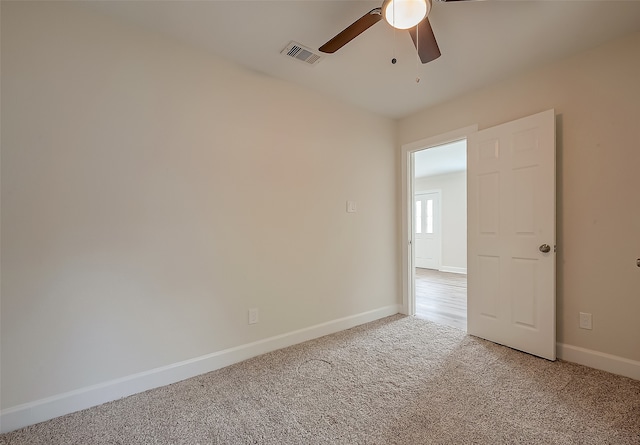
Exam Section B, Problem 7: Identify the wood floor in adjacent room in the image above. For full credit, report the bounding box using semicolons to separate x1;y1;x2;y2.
415;268;467;331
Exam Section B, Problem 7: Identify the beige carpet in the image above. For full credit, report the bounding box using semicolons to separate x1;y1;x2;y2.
2;315;639;444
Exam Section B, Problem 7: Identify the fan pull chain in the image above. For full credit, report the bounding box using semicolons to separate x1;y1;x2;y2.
392;22;397;64
391;1;398;65
416;24;420;83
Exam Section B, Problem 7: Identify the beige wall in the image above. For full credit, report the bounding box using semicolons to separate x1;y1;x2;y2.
1;2;399;409
415;172;467;272
400;32;640;363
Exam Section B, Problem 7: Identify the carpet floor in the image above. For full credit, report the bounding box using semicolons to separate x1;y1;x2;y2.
1;315;639;444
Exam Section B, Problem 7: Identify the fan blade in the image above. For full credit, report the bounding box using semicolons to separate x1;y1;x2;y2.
319;8;382;54
408;18;441;64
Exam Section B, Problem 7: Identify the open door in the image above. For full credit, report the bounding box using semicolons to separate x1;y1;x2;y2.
467;109;556;360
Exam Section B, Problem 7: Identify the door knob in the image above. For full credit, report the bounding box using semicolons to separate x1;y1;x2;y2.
539;244;551;253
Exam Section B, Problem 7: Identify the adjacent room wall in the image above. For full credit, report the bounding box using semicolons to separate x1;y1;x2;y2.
399;32;640;364
414;172;466;273
1;1;399;416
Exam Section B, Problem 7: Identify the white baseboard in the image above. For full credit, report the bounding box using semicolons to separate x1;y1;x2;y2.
0;304;401;434
556;343;640;381
438;266;467;275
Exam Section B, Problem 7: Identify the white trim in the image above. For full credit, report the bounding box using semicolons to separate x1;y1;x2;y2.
402;125;479;153
439;266;467;275
405;152;416;316
401;125;478;315
557;343;640;381
0;305;400;433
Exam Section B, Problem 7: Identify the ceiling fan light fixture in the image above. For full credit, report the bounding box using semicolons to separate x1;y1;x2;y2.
382;0;431;30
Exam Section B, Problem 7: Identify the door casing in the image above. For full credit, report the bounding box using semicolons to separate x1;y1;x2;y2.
401;125;477;316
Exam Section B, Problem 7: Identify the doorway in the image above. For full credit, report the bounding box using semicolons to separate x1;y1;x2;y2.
402;111;555;360
413;140;468;331
400;125;477;320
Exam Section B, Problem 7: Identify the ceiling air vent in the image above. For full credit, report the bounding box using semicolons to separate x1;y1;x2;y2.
281;41;323;66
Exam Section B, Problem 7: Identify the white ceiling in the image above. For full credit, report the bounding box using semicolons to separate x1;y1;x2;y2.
414;139;466;178
79;1;640;119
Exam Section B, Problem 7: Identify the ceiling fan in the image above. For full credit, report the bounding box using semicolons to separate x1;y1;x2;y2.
319;0;468;64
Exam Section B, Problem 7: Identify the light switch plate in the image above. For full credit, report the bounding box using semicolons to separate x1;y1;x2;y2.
248;308;259;325
346;201;357;213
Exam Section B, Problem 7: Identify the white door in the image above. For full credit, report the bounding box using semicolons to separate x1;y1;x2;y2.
414;191;441;269
467;109;556;360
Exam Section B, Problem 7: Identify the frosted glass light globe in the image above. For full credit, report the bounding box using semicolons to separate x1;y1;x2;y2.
383;0;430;30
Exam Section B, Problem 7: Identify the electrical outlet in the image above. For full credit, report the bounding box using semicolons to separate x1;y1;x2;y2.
248;308;259;325
579;312;592;330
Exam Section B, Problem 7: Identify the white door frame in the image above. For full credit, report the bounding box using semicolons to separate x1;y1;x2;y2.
400;125;478;316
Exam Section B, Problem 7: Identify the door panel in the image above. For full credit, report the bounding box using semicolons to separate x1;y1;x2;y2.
477;255;500;318
467;109;556;360
478;173;500;235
